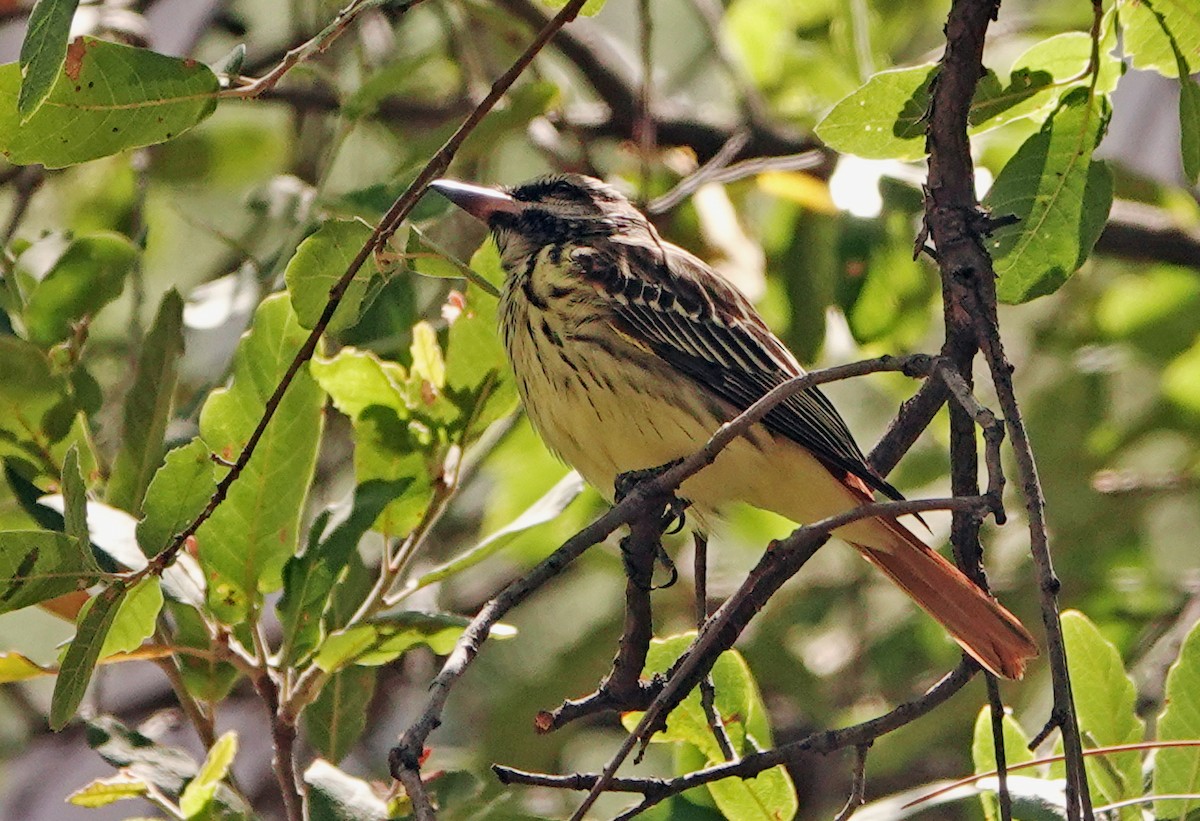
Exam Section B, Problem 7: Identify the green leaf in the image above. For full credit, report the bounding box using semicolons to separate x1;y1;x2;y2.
815;65;933;161
409;321;446;390
404;471;583;594
98;577;162;658
61;444;88;548
310;347;408;422
136;439;217;557
0;36;219;168
0;530;99;615
304;667;377;764
21;231;137;347
405;226;501;297
179;731;238;819
51;583;128;730
1153;618;1200;820
313;612;482;673
304;759;389;821
816;33;1120;163
972;706;1036;821
18;0;81;119
1181;77;1200;185
311;347;432;537
107;290;184;514
67;774;148;808
168;601;240;702
285;219;379;335
0;333;74;469
443;283;517;439
1058;610;1143;811
196;294;323;621
1121;0;1200;78
986;89;1113;303
622;634;796;821
278;480;409;665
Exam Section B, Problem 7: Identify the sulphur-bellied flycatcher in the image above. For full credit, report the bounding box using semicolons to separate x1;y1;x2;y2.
430;174;1038;679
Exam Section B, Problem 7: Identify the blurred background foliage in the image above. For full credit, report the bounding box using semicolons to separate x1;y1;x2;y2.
0;0;1199;818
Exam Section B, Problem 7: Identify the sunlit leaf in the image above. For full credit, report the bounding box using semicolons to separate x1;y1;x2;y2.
196;294;323;621
986;89;1113;303
1055;610;1143;811
98;577;162;659
622;634;796;821
816;33;1120;163
0;37;219;167
66;774;148;808
310;347;432;536
1154;617;1200;819
179;731;238;819
1120;0;1200;78
972;706;1036;821
286;218;379;334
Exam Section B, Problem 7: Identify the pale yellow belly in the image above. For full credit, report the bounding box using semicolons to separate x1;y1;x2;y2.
507;310;886;546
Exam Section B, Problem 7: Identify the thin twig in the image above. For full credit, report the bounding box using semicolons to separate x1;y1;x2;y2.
986;677;1013;821
834;744;871;821
221;0;428;99
493;661;976;817
567;496;993;820
539;501;667;730
694;531;735;761
636;0;655;203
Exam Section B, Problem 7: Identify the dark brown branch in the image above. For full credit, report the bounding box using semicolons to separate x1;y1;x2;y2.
922;1;1091;818
493;661;976;817
694;532;735;761
391;354;937;791
536;501;668;731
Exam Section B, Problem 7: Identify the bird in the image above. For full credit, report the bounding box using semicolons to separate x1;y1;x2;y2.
429;173;1038;679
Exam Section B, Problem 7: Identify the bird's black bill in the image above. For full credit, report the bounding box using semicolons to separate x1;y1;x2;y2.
430;179;523;222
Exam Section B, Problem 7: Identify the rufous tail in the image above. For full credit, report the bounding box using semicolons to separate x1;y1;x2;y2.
851;518;1039;679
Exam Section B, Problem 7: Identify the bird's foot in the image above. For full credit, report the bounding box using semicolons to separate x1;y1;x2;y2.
613;458;685;503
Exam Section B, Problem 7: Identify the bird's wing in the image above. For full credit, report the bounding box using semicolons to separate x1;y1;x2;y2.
570;238;902;500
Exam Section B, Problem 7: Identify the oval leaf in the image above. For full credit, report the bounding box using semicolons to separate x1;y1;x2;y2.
0;37;219;168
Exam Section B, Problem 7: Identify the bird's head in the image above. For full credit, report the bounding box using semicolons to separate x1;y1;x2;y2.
430;174;652;268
